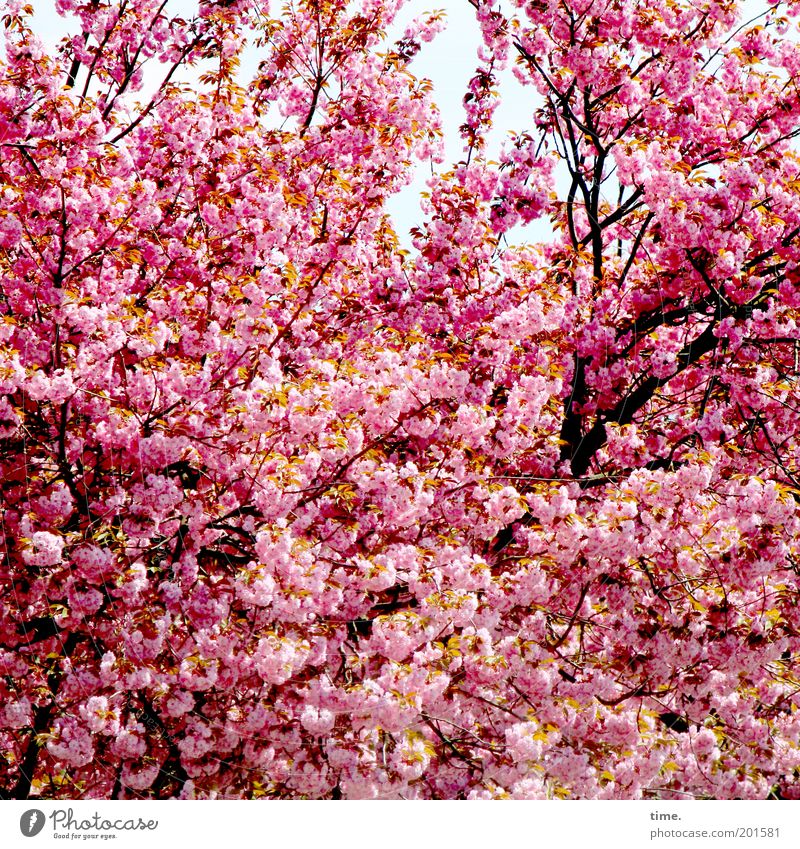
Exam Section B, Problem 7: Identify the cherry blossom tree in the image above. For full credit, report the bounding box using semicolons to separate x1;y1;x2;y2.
2;0;800;800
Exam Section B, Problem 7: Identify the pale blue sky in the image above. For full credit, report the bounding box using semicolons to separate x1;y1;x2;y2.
382;1;535;241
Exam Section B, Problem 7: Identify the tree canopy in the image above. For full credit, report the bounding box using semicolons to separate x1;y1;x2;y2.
2;0;800;799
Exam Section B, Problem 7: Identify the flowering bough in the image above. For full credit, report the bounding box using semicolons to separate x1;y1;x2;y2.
2;0;800;799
